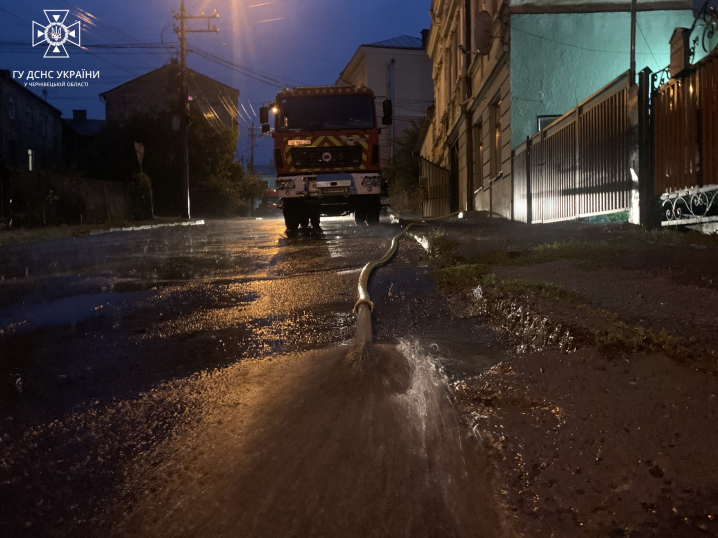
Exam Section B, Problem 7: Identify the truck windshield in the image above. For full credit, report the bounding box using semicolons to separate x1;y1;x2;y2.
276;94;375;131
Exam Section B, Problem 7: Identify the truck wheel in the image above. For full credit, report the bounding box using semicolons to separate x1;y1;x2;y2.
283;201;300;231
365;197;381;225
366;206;380;225
310;212;321;229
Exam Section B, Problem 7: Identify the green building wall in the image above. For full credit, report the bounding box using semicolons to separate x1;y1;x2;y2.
509;9;695;148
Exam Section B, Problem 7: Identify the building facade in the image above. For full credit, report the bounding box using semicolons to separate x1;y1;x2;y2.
100;61;239;129
421;0;694;218
0;70;63;173
337;34;434;168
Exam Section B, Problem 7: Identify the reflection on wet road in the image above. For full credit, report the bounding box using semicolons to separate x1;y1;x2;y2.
0;217;505;537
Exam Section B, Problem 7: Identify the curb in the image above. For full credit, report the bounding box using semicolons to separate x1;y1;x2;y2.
88;219;206;236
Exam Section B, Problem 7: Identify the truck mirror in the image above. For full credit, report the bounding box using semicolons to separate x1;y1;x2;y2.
382;100;393;126
262;123;271;134
259;106;269;124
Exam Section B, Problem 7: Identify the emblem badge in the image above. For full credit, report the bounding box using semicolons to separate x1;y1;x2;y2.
32;10;81;59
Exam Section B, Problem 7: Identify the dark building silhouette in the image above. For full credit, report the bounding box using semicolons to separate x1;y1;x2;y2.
100;61;239;128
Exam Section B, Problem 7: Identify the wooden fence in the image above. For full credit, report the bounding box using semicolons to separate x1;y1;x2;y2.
654;50;718;226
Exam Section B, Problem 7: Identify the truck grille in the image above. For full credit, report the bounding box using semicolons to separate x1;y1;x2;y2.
290;146;363;169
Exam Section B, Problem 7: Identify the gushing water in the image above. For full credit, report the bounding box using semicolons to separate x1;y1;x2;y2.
122;340;499;537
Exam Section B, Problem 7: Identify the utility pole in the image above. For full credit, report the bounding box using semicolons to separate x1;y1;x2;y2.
247;123;265;174
630;0;637;83
174;1;218;218
249;123;255;174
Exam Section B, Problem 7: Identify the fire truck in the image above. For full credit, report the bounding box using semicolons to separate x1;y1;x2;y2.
260;86;392;231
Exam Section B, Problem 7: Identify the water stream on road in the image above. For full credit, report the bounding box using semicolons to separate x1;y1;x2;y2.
117;339;499;538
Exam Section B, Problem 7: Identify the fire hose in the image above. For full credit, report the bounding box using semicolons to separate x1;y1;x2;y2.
352;212;461;345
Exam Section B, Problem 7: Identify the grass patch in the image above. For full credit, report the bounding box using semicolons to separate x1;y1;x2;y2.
595;322;686;359
499;278;583;304
419;231;464;267
433;264;583;306
467;240;626;268
431;262;690;361
432;264;491;289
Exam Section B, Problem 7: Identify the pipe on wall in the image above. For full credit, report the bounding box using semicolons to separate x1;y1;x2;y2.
390;59;395;160
463;0;475;211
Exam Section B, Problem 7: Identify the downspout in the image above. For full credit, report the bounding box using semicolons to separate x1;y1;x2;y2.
463;0;474;211
390;59;395;160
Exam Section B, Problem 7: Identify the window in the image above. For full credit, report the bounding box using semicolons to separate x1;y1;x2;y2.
473;124;483;189
491;101;502;179
537;115;560;132
26;106;33;133
28;149;34;172
8;96;15;120
276;95;375;131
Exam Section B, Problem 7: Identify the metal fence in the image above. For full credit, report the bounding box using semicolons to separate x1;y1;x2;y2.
420;157;451;218
512;144;529;223
513;72;634;224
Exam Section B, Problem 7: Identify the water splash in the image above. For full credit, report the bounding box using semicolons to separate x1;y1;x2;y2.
395;340;457;452
117;341;500;537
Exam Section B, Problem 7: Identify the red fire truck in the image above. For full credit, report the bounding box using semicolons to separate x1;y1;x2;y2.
260;86;391;231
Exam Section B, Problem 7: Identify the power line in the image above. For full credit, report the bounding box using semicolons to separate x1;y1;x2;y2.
509;22;662;55
188;45;307;88
637;21;661;70
189;48;285;88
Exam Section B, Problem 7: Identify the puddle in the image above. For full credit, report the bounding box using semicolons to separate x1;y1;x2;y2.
0;290;145;333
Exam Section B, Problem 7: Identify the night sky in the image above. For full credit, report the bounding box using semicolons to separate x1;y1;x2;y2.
0;0;432;166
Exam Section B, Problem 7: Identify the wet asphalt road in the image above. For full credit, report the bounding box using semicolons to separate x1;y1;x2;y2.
0;217;505;537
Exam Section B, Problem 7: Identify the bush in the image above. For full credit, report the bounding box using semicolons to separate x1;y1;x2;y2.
385;121;421;201
130;173;153;221
84;110;257;217
7;170;84;227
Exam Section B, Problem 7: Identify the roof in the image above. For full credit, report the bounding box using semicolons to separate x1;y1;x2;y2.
63;118;105;137
0;70;63;116
363;35;424;50
100;62;238;100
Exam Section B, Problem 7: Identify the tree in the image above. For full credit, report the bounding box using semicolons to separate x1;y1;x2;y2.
84;108;253;217
384;121;422;212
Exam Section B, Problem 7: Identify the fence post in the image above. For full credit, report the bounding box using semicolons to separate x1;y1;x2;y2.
638;67;657;227
575;107;580;220
526;136;532;225
627;72;641;225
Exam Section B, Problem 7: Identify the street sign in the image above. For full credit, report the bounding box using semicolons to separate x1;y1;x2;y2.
134;141;145;174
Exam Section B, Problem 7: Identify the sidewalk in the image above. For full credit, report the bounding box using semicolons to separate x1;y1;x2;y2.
411;213;718;537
